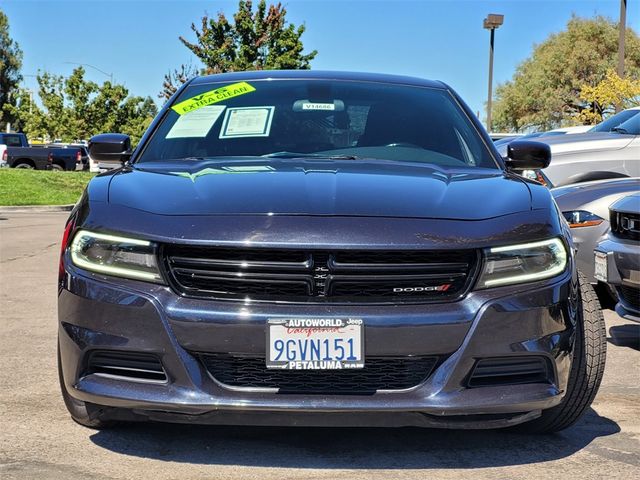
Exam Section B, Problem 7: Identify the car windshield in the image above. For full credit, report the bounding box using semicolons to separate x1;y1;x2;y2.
609;112;640;135
590;109;640;132
137;79;498;169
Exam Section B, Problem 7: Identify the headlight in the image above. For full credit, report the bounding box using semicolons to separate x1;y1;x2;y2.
562;210;604;228
477;238;568;288
521;169;549;186
70;230;163;283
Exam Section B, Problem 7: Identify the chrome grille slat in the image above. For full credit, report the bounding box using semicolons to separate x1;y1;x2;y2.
329;258;470;272
610;211;640;241
173;267;314;281
170;255;313;271
326;273;467;282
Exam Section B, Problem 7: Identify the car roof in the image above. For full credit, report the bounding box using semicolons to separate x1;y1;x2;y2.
190;70;447;89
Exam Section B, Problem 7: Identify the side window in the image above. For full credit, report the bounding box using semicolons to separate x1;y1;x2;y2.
3;135;23;147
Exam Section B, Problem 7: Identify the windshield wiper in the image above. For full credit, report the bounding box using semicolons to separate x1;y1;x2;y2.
611;127;629;134
261;151;360;160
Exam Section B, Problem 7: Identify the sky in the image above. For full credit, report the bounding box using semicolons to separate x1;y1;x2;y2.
2;0;638;119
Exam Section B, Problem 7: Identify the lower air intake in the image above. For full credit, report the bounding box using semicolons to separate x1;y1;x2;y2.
468;356;552;388
199;354;439;394
618;285;640;312
85;350;167;383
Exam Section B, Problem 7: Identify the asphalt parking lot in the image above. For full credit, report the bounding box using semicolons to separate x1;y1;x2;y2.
1;211;639;480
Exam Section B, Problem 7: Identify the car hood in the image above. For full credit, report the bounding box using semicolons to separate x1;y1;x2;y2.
107;159;532;220
497;132;635;156
611;192;640;214
551;177;640;200
551;177;640;218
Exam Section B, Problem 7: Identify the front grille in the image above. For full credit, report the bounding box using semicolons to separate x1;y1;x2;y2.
85;350;167;383
618;285;640;312
610;210;640;241
199;354;438;394
468;356;552;388
162;245;478;303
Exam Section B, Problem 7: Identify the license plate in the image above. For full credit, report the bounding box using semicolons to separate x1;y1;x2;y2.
594;251;608;282
266;318;364;370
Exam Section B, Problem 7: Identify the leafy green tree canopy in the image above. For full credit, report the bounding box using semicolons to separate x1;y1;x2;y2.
0;9;23;128
8;67;157;145
493;16;640;132
160;0;317;99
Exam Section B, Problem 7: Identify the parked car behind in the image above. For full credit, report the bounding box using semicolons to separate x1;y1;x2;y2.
589;106;640;133
547;125;592;134
493;129;575;148
497;113;640;187
48;143;91;171
1;132;50;170
552;177;640;286
72;144;98;172
1;133;84;171
595;193;640;322
58;70;606;434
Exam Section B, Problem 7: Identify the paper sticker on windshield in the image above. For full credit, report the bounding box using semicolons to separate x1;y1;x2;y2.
219;106;275;139
171;82;256;115
302;102;335;111
166;105;226;138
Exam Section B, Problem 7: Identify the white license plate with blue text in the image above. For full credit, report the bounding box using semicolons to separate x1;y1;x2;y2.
266;318;364;370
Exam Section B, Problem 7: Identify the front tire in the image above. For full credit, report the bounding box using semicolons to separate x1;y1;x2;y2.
522;272;606;433
57;344;116;429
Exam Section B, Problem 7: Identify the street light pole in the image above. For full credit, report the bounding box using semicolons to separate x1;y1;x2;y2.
617;0;627;112
483;14;504;132
27;90;33;114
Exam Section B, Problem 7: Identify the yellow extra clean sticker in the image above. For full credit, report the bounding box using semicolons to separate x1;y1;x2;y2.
171;82;256;115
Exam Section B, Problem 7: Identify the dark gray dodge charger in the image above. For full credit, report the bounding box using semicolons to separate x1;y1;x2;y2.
57;71;606;433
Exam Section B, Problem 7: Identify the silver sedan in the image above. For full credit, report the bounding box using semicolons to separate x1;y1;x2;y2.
551;177;640;284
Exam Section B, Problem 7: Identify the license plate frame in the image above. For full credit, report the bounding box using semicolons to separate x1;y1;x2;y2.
594;251;608;282
266;318;364;370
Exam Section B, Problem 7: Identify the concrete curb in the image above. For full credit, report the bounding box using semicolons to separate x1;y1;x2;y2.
0;204;74;213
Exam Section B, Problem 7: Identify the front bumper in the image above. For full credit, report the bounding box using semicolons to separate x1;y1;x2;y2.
570;222;609;284
58;263;575;428
596;237;640;322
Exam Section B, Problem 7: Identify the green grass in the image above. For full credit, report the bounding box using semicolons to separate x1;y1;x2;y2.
0;169;95;206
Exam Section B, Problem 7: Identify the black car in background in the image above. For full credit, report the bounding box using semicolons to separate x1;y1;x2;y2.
58;71;606;433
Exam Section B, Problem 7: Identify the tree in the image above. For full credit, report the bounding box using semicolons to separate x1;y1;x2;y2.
159;63;199;100
0;9;23;128
160;0;317;99
8;67;157;145
577;68;640;124
492;16;640;132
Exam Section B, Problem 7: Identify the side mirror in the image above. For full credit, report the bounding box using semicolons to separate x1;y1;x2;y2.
505;140;551;170
88;133;132;165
